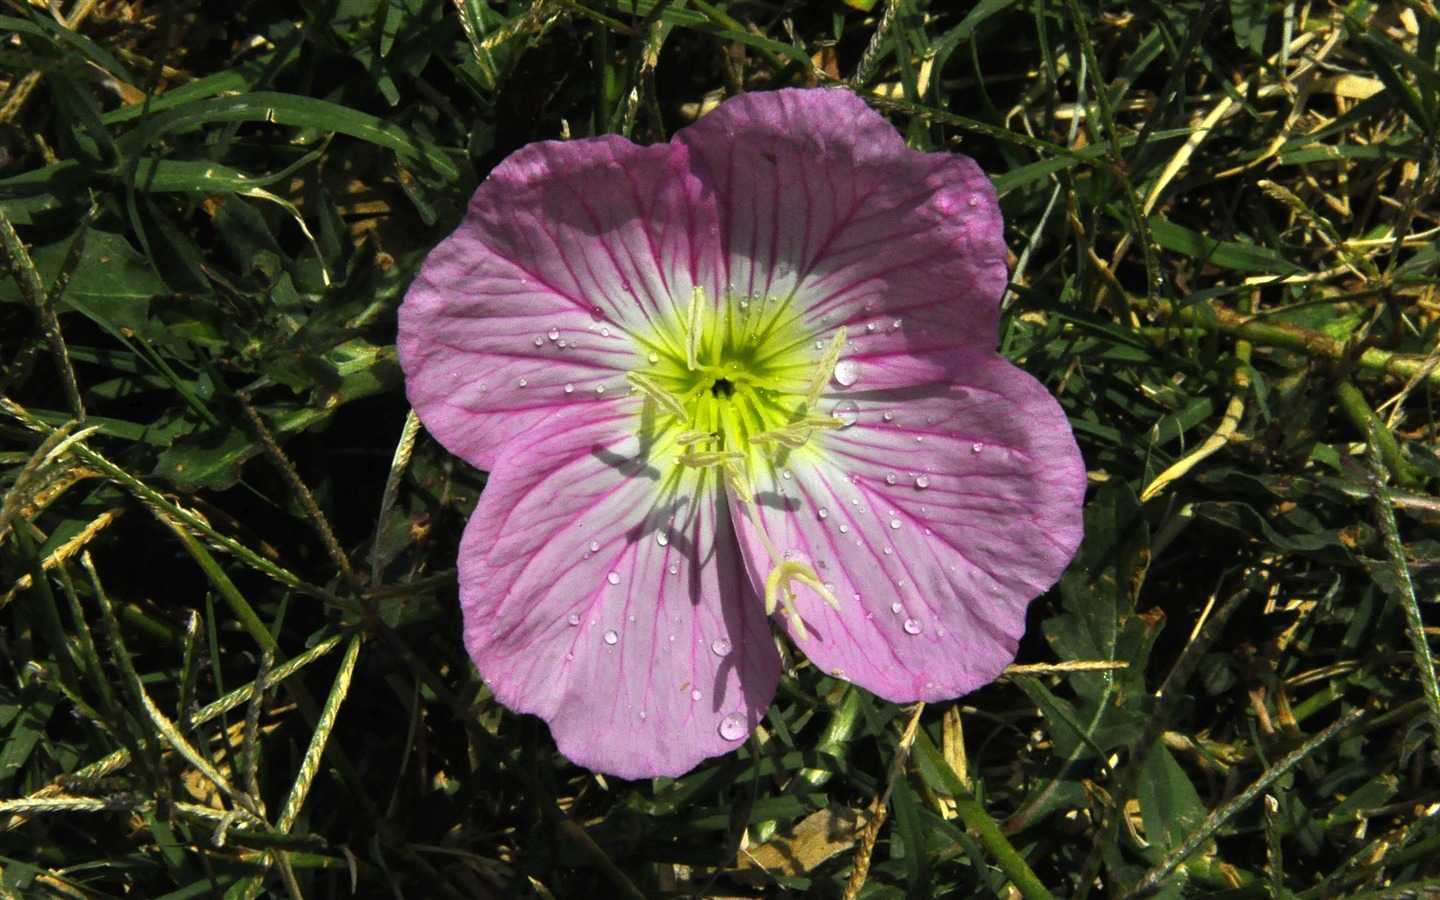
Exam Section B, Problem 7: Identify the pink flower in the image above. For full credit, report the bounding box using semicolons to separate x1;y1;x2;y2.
398;88;1085;779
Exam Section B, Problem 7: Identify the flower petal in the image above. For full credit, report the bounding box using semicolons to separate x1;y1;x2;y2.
460;408;780;779
398;136;718;470
730;354;1085;701
678;88;1008;380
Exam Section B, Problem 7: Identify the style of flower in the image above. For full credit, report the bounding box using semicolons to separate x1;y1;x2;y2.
398;88;1085;779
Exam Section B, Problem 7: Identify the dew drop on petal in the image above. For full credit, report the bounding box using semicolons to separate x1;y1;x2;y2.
533;337;544;347
817;507;829;520
915;475;930;489
655;532;669;547
838;524;849;534
882;411;894;422
830;399;859;427
548;328;560;341
711;638;732;657
903;618;923;635
606;572;621;585
648;352;660;364
603;629;618;645
972;442;984;453
595;386;605;394
589;540;600;552
883;546;893;555
718;713;748;742
691;689;702;701
564;384;574;394
889;518;901;530
833;359;860;386
885;473;897;485
567;613;581;626
668;562;680;575
891;602;903;614
517;378;527;387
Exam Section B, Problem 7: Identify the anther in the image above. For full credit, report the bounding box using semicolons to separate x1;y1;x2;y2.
803;326;848;412
685;286;705;371
626;372;689;419
680;450;746;468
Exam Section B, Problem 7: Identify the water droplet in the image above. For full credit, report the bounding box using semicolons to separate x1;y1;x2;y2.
891;602;903;614
595;385;605;394
968;195;980;207
885;473;897;485
903;618;923;635
668;562;680;575
557;339;567;348
915;475;930;489
691;689;702;701
548;328;560;341
889;518;901;530
600;327;610;337
834;359;860;386
606;572;621;585
655;532;669;547
830;399;859;427
533;337;544;347
564;383;574;393
620;279;632;292
589;540;600;552
882;411;894;422
972;442;984;453
817;507;829;520
781;469;792;480
883;546;893;555
648;352;660;363
517;378;527;387
711;638;732;657
891;319;903;330
567;613;581;626
838;524;849;534
865;321;877;332
718;713;748;741
603;629;619;645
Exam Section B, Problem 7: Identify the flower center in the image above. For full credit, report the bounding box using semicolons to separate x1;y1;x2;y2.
626;288;846;635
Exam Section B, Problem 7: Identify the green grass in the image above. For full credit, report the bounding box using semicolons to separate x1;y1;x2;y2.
3;0;1439;897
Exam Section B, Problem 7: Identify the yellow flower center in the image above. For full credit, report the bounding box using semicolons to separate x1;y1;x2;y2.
626;288;847;635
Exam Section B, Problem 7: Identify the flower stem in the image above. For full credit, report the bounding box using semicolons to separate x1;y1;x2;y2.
912;729;1056;900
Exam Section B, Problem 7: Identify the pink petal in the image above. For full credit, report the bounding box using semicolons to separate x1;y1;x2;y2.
460;409;780;779
679;89;1008;383
729;354;1085;701
398;136;719;470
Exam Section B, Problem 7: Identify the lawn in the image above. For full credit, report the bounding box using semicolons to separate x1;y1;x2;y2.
2;0;1438;897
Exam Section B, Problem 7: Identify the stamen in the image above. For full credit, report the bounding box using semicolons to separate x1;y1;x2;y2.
679;450;746;468
685;286;705;371
753;415;845;449
803;326;848;411
722;459;754;501
674;430;717;446
722;461;840;640
626;372;689;419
